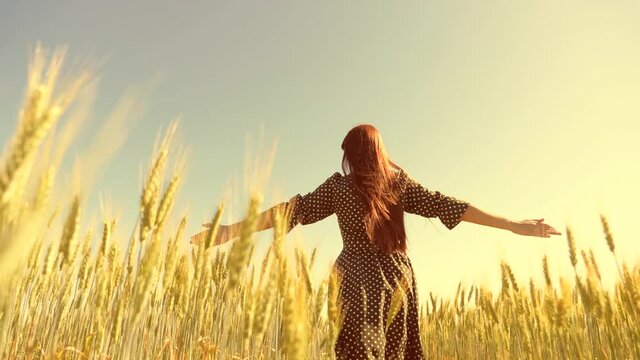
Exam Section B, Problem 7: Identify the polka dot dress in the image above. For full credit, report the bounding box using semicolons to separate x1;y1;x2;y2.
288;168;470;359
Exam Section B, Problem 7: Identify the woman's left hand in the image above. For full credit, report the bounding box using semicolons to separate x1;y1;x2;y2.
509;218;562;238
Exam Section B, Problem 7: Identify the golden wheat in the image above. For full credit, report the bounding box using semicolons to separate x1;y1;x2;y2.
2;45;640;360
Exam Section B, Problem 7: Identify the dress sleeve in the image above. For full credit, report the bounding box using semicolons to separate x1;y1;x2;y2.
287;172;341;229
401;170;470;230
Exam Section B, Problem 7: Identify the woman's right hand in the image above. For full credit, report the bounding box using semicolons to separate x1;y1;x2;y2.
190;224;231;246
509;218;562;238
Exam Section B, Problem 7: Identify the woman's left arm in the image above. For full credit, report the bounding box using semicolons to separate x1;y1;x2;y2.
461;204;562;238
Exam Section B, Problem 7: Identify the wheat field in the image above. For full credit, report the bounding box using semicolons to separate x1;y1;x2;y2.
1;45;639;360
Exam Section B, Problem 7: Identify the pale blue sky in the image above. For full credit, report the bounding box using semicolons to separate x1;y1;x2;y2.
2;1;639;299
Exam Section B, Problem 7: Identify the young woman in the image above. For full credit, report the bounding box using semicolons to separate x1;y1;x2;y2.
192;124;561;359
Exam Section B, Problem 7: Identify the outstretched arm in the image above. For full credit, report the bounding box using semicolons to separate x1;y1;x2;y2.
223;198;294;239
192;172;340;246
460;204;561;238
191;196;297;246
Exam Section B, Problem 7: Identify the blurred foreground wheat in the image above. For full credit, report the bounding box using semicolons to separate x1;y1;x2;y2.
1;45;639;359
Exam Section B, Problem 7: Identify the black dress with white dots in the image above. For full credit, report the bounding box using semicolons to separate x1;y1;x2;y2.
288;168;470;360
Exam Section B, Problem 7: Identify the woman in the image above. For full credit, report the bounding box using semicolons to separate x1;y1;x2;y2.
192;124;561;359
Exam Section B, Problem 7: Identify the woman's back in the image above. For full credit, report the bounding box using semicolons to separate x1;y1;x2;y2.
288;168;469;359
290;168;469;252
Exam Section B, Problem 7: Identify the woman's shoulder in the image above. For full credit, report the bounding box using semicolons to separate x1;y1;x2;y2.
325;171;343;186
394;168;411;189
329;171;343;181
331;171;349;188
393;168;406;180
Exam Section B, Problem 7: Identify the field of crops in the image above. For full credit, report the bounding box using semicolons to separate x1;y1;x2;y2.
1;46;639;359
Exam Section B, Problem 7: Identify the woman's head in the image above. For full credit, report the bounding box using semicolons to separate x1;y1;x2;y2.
341;124;406;254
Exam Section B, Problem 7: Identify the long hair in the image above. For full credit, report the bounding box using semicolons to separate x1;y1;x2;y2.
341;124;407;254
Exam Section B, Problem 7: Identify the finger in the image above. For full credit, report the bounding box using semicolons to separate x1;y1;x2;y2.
546;226;561;235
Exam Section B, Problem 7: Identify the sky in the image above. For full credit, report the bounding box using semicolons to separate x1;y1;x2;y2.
1;0;639;300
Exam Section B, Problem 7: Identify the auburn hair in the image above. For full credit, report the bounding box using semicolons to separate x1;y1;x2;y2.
340;124;406;255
